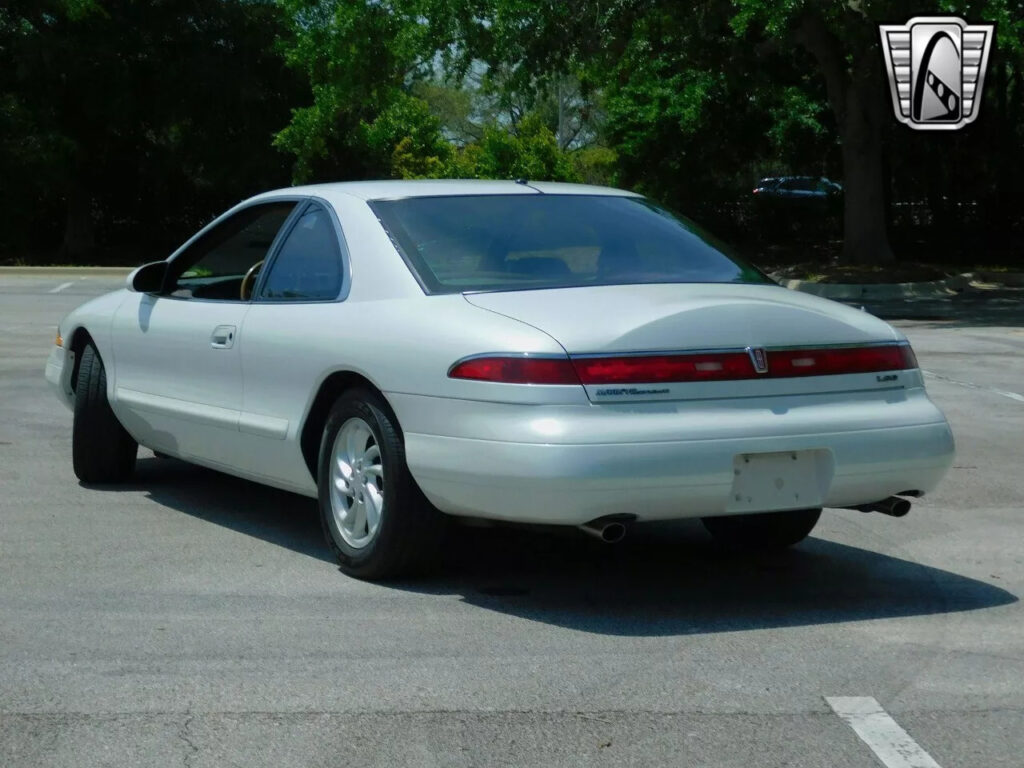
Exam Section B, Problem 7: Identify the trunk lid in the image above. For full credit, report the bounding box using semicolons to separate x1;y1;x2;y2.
463;283;909;402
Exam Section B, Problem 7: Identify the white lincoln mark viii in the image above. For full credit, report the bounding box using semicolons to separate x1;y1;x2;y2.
46;180;954;579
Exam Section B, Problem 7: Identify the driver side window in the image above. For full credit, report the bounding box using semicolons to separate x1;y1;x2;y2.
167;202;296;300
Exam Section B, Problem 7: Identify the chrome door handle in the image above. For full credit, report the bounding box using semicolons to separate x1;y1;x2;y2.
211;325;236;349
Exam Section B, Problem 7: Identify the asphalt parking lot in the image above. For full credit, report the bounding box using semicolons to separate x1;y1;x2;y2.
1;271;1022;767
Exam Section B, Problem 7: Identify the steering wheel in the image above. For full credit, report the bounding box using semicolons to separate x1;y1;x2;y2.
240;259;264;301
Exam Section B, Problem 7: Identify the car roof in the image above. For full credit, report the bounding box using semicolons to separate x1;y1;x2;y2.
247;179;643;203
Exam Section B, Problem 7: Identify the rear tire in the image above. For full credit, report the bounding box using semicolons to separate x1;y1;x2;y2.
72;343;137;483
317;389;443;580
701;508;821;551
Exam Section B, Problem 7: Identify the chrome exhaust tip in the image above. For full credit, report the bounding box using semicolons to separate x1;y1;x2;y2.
848;496;912;518
579;515;635;543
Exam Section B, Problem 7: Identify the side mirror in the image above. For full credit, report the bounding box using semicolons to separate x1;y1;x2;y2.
126;261;168;293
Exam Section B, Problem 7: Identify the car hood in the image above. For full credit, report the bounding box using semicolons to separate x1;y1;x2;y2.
462;283;899;354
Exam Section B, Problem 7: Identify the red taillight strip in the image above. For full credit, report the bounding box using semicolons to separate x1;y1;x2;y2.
571;344;916;384
448;344;917;385
768;345;917;378
447;355;580;385
570;352;755;384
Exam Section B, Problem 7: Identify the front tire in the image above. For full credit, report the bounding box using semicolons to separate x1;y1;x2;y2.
701;508;821;551
317;389;442;580
72;343;137;483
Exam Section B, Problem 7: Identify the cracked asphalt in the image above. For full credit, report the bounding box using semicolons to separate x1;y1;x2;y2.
1;273;1022;767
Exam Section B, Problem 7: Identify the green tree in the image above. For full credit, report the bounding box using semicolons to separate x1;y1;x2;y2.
427;0;1023;264
597;2;819;221
426;0;824;225
273;0;458;182
0;0;299;261
732;1;902;263
362;94;453;179
444;112;581;180
732;0;1024;264
273;1;592;183
4;0;1019;264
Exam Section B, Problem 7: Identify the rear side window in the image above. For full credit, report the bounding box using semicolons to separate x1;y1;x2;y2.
259;203;344;301
780;178;818;191
370;194;768;294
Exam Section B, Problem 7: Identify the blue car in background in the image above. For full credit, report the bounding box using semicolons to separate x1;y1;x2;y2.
753;176;843;200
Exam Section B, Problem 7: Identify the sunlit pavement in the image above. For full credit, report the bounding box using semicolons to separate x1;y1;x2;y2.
1;273;1021;767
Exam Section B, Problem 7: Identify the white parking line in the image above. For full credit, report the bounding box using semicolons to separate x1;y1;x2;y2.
923;369;1024;404
48;281;75;293
826;696;942;768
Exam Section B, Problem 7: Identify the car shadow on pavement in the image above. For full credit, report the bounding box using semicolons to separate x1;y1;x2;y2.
402;521;1018;637
99;455;334;563
100;457;1016;637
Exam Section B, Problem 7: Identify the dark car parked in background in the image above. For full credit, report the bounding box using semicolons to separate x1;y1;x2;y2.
753;176;842;201
752;176;843;233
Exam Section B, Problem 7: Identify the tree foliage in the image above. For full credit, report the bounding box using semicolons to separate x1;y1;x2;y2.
270;1;590;184
730;0;1024;262
272;0;443;181
0;0;302;261
1;0;1021;264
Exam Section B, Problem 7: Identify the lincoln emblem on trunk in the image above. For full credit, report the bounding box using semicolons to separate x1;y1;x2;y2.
747;346;768;374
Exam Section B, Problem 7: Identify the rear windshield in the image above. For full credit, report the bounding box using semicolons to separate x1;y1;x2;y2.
369;194;768;294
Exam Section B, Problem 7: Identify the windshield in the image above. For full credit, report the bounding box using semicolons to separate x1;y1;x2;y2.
370;194;769;294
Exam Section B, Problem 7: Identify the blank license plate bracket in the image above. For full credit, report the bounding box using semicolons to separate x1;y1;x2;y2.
727;450;829;513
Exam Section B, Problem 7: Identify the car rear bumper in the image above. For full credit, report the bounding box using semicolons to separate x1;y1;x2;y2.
392;390;954;525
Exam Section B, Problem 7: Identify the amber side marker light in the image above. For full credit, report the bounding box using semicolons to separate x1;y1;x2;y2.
55;330;63;347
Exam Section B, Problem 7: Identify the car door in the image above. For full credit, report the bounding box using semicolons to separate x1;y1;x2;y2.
234;199;351;492
110;201;298;472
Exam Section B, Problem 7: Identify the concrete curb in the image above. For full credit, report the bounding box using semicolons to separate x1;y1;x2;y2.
777;271;1024;300
0;266;135;276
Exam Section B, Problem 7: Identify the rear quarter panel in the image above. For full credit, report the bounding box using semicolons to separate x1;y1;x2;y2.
240;293;588;466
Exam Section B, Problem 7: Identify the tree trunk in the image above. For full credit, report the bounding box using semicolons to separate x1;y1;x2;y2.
796;13;894;265
991;59;1011;231
839;84;893;264
62;179;95;262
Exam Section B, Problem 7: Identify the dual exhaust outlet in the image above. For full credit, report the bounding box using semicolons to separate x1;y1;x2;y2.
578;495;915;543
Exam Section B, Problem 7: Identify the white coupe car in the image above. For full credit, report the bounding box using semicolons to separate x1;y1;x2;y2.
46;180;954;578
